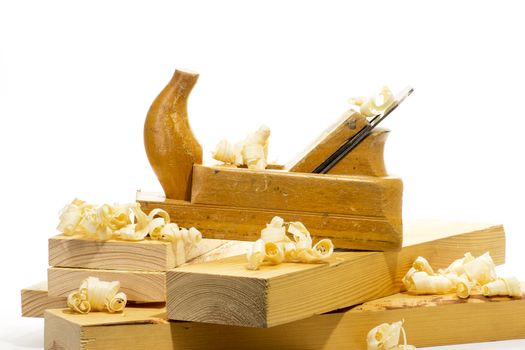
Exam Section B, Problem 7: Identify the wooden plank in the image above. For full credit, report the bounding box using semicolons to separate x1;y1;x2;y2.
49;235;226;271
24;241;250;318
44;286;525;350
48;267;166;302
191;164;402;218
137;191;402;251
166;221;506;327
44;307;169;350
286;111;390;177
180;240;252;266
21;282;66;318
21;284;165;319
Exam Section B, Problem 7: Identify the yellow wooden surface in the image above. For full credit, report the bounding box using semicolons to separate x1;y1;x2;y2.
144;68;202;200
48;267;166;302
191;164;402;218
21;282;66;318
23;241;251;319
166;221;505;327
137;190;403;251
326;128;389;176
44;285;525;350
49;235;226;271
286;110;389;176
44;307;169;350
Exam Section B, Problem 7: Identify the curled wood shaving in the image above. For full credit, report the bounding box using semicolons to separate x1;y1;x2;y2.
67;277;127;314
440;252;475;276
402;252;521;299
260;216;286;242
482;277;522;297
349;86;395;118
367;320;416;350
409;272;454;294
246;216;334;270
57;199;202;245
462;252;497;285
246;239;266;270
412;256;434;275
212;125;270;170
263;241;285;265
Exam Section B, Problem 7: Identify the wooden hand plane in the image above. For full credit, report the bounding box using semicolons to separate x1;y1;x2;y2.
139;69;404;251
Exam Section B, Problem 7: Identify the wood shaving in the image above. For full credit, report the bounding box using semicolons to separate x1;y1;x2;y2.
482;277;522;297
349;86;395;118
57;199;202;246
67;277;127;314
212;125;270;170
246;216;334;270
367;320;416;350
402;252;521;299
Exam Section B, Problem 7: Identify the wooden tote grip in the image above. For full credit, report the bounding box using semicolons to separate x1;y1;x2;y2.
144;69;203;200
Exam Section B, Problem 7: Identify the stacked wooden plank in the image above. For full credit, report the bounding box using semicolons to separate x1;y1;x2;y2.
21;282;67;318
44;234;225;304
44;286;525;350
25;221;525;349
165;221;507;328
22;238;249;318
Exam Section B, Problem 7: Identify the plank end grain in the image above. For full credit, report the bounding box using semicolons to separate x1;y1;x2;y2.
167;269;268;328
21;282;66;318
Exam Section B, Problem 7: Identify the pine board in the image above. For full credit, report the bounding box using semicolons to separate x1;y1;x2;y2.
49;235;226;271
166;221;506;327
44;285;525;350
23;241;251;318
48;267;166;302
21;282;66;317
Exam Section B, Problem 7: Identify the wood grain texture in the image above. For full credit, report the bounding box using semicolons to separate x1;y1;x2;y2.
181;240;253;266
144;68;202;200
44;307;168;350
137;191;402;251
48;267;166;302
191;164;402;218
166;221;505;328
49;235;226;271
327;128;389;176
43;286;525;350
287;111;389;176
21;282;66;318
24;241;249;318
21;286;166;320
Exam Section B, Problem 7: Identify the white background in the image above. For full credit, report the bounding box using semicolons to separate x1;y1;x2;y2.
1;0;525;349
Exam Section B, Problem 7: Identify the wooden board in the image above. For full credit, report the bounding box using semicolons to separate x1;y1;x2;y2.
45;307;170;350
166;221;506;327
44;285;525;350
286;110;390;177
21;284;166;319
137;191;402;251
191;164;402;218
23;241;251;318
49;235;226;271
48;267;166;302
21;282;66;317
